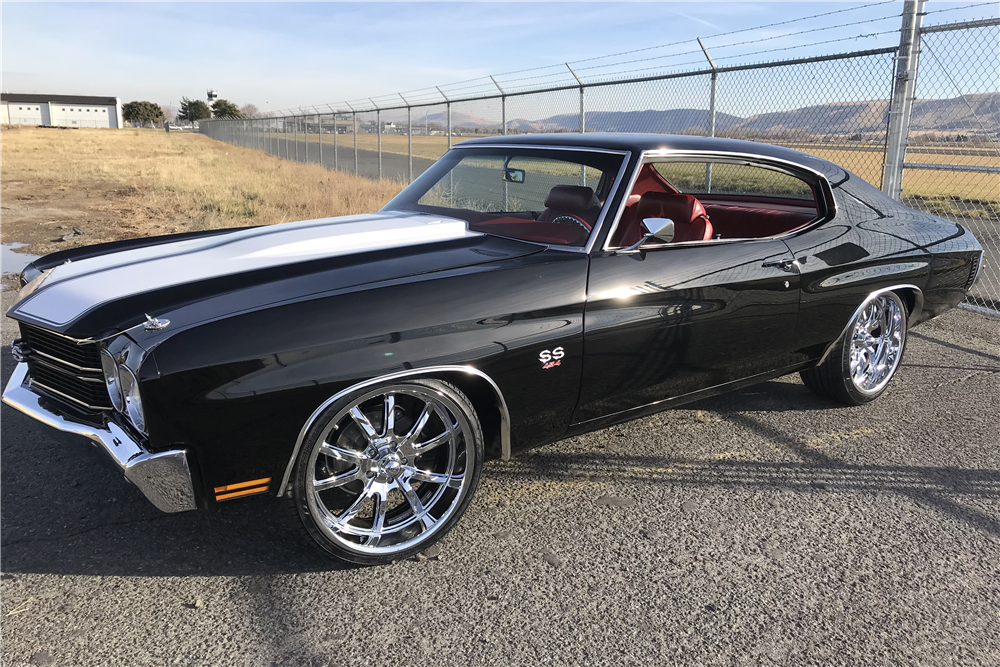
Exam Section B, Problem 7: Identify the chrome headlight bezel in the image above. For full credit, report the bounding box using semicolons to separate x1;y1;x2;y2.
99;350;124;412
118;366;146;435
102;336;148;436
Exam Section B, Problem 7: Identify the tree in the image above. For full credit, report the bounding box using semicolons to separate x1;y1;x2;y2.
122;100;164;127
178;97;212;122
211;99;243;118
239;103;261;118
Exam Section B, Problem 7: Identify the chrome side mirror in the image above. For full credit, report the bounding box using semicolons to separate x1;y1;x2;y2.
615;218;675;255
641;217;675;244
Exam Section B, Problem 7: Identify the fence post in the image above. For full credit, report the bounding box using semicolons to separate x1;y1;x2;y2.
883;0;926;199
318;113;323;165
491;76;506;136
334;113;339;170
698;38;718;193
353;112;358;174
294;117;299;162
567;64;586;184
304;115;308;163
400;94;413;182
565;64;585;133
437;86;452;150
371;99;382;180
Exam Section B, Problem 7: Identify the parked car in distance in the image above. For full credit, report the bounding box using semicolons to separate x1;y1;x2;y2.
3;134;983;564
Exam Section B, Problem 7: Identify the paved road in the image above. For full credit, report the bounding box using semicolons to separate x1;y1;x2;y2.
2;284;998;666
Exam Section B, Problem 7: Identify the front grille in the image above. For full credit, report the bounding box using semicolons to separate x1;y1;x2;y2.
19;323;112;411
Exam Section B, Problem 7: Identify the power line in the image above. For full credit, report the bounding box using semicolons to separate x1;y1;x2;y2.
573;13;901;75
294;0;913;114
923;1;1000;16
564;0;897;67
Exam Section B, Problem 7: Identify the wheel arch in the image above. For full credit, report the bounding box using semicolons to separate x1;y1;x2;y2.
815;283;923;367
275;365;511;498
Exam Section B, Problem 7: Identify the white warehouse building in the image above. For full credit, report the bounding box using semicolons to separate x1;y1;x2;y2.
1;93;123;128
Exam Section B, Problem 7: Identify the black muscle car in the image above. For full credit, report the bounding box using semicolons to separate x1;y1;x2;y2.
3;134;984;564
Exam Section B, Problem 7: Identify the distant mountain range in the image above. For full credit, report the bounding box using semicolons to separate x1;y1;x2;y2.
415;93;998;136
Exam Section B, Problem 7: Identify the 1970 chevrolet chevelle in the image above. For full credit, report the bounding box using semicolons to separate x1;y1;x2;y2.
3;134;984;563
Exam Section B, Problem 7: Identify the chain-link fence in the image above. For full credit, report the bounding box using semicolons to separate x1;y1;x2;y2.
200;12;999;315
900;19;1000;313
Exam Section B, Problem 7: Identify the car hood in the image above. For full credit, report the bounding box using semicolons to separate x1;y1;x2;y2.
8;210;543;338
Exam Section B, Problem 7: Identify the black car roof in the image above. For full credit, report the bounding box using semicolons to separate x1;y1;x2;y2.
457;133;846;181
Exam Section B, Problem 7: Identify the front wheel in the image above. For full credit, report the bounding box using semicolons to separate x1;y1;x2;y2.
290;379;483;565
800;291;908;405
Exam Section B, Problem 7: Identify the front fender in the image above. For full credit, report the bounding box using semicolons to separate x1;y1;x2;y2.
140;249;589;501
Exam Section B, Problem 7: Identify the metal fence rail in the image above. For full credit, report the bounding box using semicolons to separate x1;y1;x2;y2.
201;7;999;316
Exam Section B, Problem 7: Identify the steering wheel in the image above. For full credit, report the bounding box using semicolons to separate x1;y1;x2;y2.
550;214;591;231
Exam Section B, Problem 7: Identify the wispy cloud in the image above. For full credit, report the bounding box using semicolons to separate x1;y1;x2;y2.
2;2;996;111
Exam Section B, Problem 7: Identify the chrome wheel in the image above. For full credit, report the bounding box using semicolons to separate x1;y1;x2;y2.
848;293;905;395
303;384;475;557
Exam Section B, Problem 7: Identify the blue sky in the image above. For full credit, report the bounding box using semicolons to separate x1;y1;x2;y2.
3;1;997;116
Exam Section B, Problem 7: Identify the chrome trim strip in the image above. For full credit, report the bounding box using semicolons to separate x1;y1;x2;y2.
2;363;197;512
23;326;94;345
586;151;632;254
450;143;629;156
815;284;924;366
276;365;512;497
601;149;836;252
29;378;112;411
30;348;102;373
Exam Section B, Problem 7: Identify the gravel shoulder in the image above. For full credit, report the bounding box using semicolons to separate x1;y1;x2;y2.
2;285;998;667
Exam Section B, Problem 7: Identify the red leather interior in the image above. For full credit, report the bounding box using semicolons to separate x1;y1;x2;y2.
703;204;814;239
634;193;713;243
537;185;601;225
610;165;679;247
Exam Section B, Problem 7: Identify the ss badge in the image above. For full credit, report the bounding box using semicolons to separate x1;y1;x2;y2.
538;346;565;370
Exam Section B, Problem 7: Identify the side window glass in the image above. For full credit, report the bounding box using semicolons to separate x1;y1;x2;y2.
653;162;814;200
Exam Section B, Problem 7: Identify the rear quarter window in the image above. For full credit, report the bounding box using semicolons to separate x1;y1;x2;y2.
654;162;814;200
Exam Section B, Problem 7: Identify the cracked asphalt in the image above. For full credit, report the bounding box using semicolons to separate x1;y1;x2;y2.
2;283;998;667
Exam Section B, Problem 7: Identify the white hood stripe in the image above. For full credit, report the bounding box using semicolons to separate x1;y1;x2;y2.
17;213;478;327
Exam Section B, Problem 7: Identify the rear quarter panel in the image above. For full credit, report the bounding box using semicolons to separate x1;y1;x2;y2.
785;172;981;361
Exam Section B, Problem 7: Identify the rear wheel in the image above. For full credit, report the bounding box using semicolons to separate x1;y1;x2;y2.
290;379;483;565
800;291;908;405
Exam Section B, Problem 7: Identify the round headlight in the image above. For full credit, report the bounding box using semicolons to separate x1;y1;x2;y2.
118;367;146;434
100;350;124;412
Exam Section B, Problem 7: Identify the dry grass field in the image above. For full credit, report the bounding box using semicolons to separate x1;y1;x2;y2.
2;126;995;263
1;127;404;256
293;131;998;214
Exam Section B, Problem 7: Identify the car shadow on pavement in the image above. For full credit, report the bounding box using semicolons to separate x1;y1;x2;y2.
909;330;1000;363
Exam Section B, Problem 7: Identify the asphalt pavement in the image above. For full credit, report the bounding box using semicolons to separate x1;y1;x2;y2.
1;283;998;667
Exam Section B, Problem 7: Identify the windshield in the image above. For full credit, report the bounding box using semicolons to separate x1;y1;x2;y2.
383;147;626;247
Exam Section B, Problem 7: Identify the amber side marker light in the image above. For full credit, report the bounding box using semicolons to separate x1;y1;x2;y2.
214;477;271;501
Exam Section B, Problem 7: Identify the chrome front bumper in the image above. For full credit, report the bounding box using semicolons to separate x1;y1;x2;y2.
2;362;198;513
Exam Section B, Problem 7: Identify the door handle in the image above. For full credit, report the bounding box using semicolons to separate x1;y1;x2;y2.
762;259;796;272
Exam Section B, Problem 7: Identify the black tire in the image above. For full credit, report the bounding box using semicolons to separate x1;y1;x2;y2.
800;291;908;406
288;378;484;565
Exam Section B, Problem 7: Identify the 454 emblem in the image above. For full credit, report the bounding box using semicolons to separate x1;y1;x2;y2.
539;347;565;370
